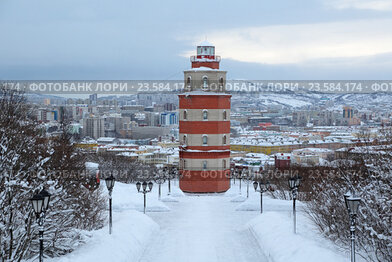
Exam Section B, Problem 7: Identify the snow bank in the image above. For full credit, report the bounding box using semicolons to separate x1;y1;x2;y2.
248;212;348;262
46;210;159;262
112;182;170;212
223;183;242;197
236;195;304;212
164;182;185;197
230;195;247;202
45;182;161;262
161;196;179;202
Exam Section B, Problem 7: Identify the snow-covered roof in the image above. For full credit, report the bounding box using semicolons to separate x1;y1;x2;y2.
117;152;138;157
293;148;334;153
181;91;231;96
97;137;117;142
185;66;219;71
85;162;99;169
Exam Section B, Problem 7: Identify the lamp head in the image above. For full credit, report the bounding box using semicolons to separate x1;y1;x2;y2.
39;188;51;211
148;181;153;191
30;193;44;218
295;176;302;187
347;196;361;215
288;177;296;190
344;191;351;210
105;175;115;191
142;181;147;191
266;181;270;189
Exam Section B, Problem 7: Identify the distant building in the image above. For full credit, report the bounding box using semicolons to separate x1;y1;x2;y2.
104;115;131;137
83;117;104;139
293;110;336;127
97;137;118;145
291;148;334;165
160;112;178;126
89;94;98;105
341;106;360;126
343;106;353;119
274;153;291;169
164;103;176;111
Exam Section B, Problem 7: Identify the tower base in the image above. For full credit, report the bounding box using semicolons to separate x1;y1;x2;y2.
179;170;230;193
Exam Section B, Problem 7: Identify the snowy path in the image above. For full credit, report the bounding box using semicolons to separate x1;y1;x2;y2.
139;194;268;262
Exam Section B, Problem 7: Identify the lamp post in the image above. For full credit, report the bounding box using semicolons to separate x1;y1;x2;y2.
234;167;242;195
154;171;166;200
136;181;153;214
253;179;269;213
105;175;115;234
164;166;176;196
288;176;301;234
29;188;51;262
232;167;236;185
344;192;361;262
242;170;253;198
169;167;177;196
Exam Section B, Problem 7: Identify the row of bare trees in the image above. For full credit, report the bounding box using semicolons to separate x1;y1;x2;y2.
0;87;106;262
265;134;392;262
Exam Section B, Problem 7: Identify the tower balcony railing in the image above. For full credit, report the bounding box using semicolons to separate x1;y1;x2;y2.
190;55;221;62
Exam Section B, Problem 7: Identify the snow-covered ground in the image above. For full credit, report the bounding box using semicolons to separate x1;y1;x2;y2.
41;181;363;262
139;191;267;262
44;182;164;262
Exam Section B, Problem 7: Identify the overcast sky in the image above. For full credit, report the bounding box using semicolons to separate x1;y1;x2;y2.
1;0;392;80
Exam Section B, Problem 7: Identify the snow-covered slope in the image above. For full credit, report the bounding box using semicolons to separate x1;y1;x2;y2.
43;182;160;262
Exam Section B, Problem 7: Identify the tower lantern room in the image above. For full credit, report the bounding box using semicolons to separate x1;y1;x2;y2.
191;41;221;69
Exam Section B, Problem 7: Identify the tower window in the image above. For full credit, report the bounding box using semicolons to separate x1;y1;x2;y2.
183;110;187;120
223;159;227;169
203;160;207;170
223;110;227;120
183;134;187;144
219;77;224;91
223;135;227;145
202;76;208;89
203;110;208;120
187;76;191;87
202;135;208;145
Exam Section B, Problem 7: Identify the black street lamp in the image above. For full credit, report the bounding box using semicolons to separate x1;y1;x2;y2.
344;191;361;262
288;176;301;234
29;188;51;262
154;171;166;200
230;167;235;185
233;167;242;195
136;181;153;214
253;179;270;213
39;189;51;212
105;175;115;234
242;170;253;198
344;191;351;211
164;166;176;196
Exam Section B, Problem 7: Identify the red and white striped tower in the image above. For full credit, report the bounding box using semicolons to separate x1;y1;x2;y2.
179;42;231;193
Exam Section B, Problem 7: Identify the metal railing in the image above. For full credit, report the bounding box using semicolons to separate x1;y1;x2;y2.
190;55;221;62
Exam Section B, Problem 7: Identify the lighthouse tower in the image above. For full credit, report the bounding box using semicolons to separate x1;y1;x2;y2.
179;42;231;193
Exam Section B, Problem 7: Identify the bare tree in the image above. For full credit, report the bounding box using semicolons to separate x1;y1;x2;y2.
0;87;106;261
